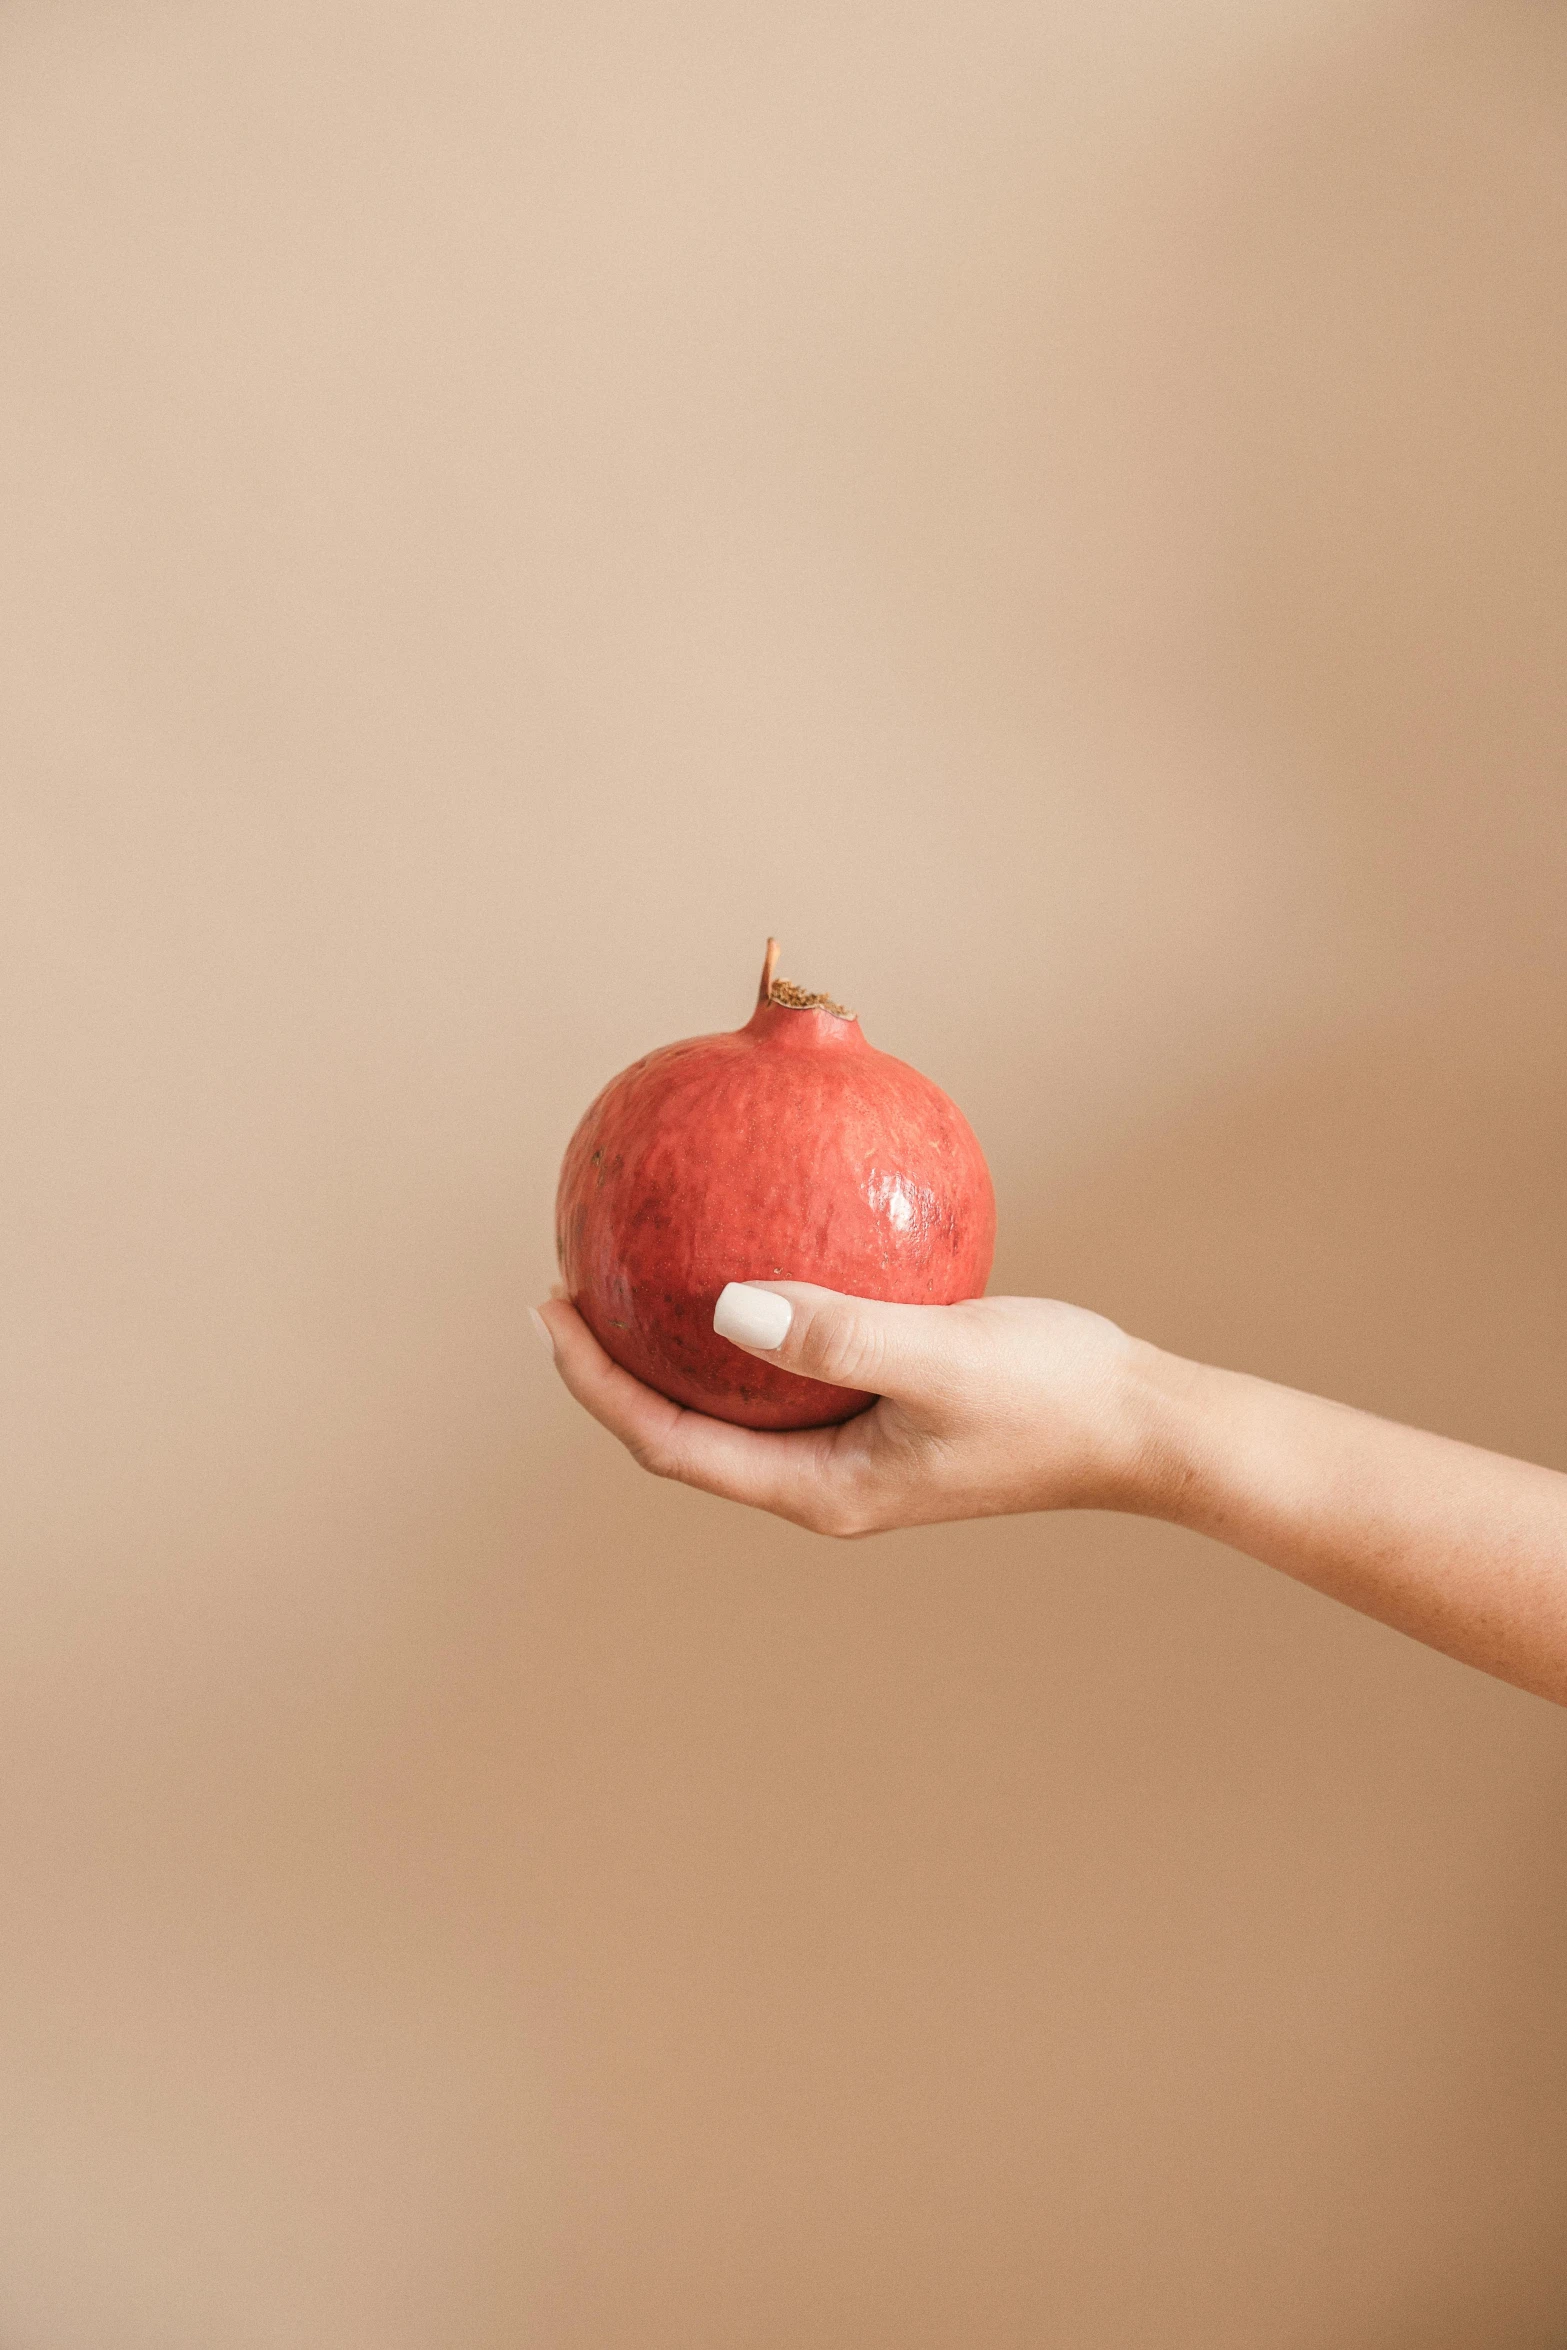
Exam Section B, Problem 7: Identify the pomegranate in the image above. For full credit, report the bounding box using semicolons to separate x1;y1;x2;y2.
555;941;995;1429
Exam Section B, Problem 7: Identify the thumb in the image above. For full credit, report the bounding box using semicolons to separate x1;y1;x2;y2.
712;1279;943;1400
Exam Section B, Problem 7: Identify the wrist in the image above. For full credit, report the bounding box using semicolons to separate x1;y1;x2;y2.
1101;1337;1213;1521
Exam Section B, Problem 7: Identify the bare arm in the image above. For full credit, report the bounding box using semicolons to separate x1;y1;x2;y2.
1129;1349;1567;1703
534;1282;1567;1707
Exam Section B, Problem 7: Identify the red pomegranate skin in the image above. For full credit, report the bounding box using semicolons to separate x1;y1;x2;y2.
555;978;995;1429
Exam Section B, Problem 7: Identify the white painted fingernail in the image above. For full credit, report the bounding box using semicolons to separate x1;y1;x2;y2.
713;1282;793;1351
529;1306;557;1361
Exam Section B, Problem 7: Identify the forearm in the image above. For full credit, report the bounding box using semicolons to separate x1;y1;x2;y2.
1120;1345;1567;1706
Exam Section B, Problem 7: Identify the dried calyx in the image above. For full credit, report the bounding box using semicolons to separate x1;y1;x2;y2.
757;936;853;1020
769;977;854;1016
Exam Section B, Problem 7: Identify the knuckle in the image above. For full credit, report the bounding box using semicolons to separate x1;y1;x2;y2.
811;1484;883;1541
627;1430;678;1480
809;1310;886;1393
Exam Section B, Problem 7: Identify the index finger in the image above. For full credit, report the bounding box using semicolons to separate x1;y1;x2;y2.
535;1297;853;1531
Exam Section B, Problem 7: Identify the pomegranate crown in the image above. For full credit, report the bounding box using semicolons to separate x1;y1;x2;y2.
755;936;853;1021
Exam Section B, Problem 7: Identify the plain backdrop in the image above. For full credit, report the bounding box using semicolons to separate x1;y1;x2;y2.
2;1;1565;2344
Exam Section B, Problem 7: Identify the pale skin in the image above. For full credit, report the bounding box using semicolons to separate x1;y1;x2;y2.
534;1283;1567;1709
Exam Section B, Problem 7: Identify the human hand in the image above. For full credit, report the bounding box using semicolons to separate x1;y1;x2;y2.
537;1274;1567;1701
533;1281;1160;1538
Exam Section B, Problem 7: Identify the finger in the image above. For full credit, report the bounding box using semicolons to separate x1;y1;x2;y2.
536;1298;865;1531
711;1279;957;1403
536;1297;690;1467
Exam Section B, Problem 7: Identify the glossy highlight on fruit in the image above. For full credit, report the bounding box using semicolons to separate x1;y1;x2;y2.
555;941;996;1429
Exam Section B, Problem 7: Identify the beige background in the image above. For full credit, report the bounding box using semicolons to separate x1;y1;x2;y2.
3;1;1566;2343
